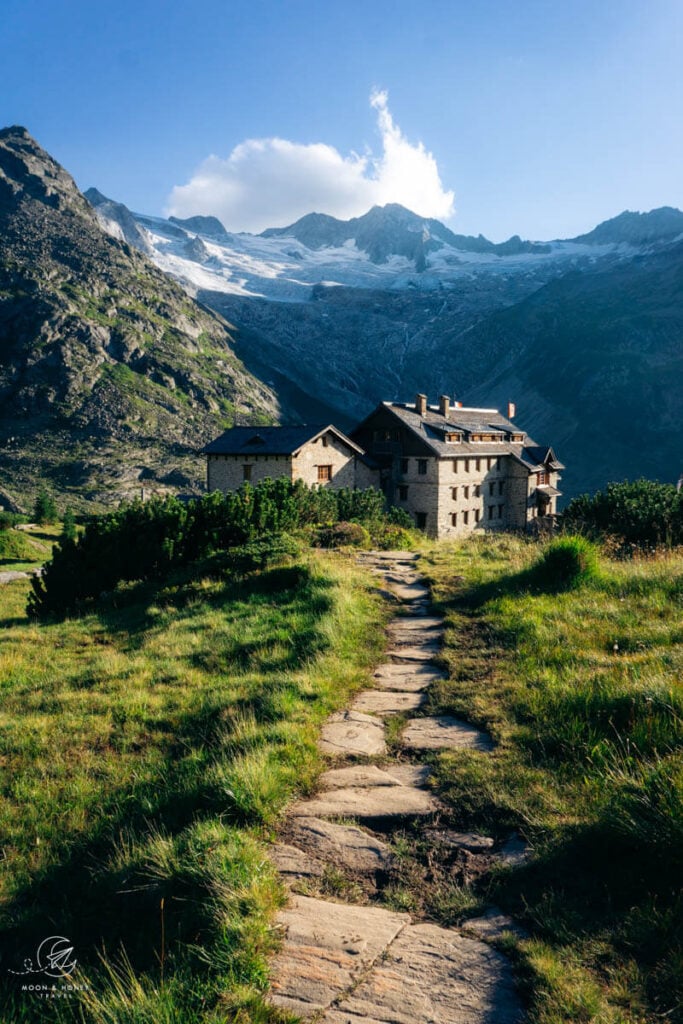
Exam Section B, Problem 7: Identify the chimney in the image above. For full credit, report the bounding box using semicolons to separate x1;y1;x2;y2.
507;401;516;420
415;393;427;416
439;394;450;418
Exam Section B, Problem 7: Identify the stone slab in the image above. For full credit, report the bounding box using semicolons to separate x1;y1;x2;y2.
0;571;29;584
270;842;325;878
387;645;441;662
319;765;403;790
424;828;495;853
387;584;431;602
461;907;528;941
402;716;494;752
373;664;444;692
290;785;440;821
290;817;395;877
318;763;431;791
384;763;432;788
351;690;427;716
319;710;386;757
268;895;409;1018
497;833;532;868
391;616;444;630
325;921;523;1024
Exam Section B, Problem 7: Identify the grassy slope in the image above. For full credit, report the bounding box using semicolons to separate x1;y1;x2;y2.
0;526;55;570
422;536;683;1024
0;547;387;1022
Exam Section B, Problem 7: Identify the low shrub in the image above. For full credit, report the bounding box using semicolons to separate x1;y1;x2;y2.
373;524;416;550
315;521;371;549
563;479;683;551
532;536;601;591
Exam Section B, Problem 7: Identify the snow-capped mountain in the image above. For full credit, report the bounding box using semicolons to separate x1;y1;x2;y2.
85;192;683;500
87;194;675;305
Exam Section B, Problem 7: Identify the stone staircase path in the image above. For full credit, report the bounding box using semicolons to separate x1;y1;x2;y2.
266;550;524;1023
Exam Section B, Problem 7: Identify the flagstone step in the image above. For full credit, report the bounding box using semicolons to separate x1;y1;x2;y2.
291;784;440;822
285;816;396;880
373;663;445;692
402;715;494;752
351;690;427;716
319;710;386;757
268;896;523;1024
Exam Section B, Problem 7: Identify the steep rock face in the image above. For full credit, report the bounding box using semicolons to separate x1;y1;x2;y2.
0;127;279;509
461;244;683;495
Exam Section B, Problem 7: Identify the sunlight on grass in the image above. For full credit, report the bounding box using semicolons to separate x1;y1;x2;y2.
0;548;386;1022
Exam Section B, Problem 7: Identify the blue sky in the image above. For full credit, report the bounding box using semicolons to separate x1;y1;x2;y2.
3;0;682;240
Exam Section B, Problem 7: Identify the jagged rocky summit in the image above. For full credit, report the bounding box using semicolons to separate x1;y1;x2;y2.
0;126;279;510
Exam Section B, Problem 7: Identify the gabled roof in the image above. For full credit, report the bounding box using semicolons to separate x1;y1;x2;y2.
523;445;566;471
203;424;364;457
357;401;529;459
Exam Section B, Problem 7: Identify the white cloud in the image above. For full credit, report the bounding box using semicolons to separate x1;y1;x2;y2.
166;91;455;232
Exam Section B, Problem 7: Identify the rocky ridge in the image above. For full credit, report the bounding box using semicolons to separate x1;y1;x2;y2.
0;127;279;509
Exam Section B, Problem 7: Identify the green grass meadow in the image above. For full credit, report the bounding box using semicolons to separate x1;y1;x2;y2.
422;535;683;1024
0;536;387;1022
2;524;682;1023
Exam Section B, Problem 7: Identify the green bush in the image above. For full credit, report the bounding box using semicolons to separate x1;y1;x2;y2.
374;524;416;550
315;521;371;548
27;481;397;619
563;479;683;550
532;536;601;591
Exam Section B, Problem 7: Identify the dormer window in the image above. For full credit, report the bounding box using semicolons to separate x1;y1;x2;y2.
445;432;461;443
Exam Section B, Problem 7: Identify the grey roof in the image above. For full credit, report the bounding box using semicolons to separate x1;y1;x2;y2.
203;424;363;456
378;402;532;459
536;484;562;497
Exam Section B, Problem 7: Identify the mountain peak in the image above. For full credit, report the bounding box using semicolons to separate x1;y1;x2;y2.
571;207;683;246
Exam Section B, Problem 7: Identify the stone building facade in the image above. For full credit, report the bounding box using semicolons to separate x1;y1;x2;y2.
204;424;377;493
203;396;563;539
351;394;563;538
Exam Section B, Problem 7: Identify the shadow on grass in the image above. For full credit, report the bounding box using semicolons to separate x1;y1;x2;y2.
0;559;335;1013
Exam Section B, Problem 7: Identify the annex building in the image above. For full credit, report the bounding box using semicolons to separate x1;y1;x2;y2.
204;424;378;493
203;394;564;538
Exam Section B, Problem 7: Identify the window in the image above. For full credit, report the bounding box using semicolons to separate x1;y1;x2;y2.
451;487;458;500
475;458;481;472
400;458;409;474
488;505;494;520
243;464;252;481
474;484;481;497
416;512;427;529
496;458;501;471
538;470;549;485
398;485;408;500
498;504;504;518
463;510;469;525
489;482;495;496
474;508;481;523
452;459;459;474
464;459;470;472
487;457;493;470
451;512;458;527
417;459;427;475
499;480;505;495
322;435;329;447
317;465;332;482
463;485;470;499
